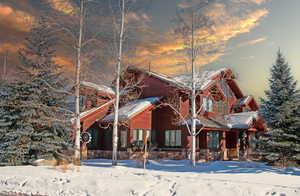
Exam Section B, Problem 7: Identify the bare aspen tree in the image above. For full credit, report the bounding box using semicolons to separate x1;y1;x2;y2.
174;1;215;167
74;0;85;163
111;0;125;166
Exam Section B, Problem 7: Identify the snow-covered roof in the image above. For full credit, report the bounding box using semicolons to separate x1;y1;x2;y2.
101;97;160;121
225;111;258;129
70;99;114;123
143;70;187;89
236;96;252;106
180;115;227;129
137;68;229;91
65;95;86;113
80;99;114;119
174;68;228;90
180;111;258;129
81;81;115;95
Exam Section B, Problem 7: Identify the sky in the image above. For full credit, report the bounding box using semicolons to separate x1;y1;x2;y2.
0;0;299;99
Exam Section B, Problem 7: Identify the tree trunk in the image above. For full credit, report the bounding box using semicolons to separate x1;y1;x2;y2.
74;0;85;164
191;12;197;167
112;0;125;166
2;51;8;81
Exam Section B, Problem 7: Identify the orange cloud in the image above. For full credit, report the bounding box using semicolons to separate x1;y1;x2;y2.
48;0;76;15
0;4;35;32
53;56;74;71
237;37;267;48
205;9;268;43
0;42;23;54
232;0;266;5
128;1;269;76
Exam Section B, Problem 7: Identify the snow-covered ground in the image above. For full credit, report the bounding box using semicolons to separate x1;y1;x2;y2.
0;160;299;196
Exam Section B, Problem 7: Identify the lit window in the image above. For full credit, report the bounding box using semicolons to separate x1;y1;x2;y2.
165;130;181;147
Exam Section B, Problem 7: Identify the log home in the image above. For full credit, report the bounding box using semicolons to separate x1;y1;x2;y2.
78;67;266;161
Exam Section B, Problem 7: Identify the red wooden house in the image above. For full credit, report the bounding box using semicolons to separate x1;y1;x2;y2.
78;67;266;161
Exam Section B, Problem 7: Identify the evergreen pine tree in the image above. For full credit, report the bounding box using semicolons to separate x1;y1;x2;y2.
259;50;300;166
0;18;73;165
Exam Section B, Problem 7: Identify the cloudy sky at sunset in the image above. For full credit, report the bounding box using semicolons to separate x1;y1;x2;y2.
0;0;299;99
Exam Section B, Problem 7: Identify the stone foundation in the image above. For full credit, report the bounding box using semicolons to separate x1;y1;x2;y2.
87;149;225;161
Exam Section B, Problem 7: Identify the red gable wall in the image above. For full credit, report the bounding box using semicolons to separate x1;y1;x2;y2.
139;74;179;98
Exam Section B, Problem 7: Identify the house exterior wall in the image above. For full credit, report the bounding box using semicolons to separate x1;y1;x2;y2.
81;68;265;161
152;106;179;148
81;101;113;132
139;74;178;98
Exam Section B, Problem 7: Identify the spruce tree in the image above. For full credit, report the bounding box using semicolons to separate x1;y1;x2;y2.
0;18;73;165
259;50;300;166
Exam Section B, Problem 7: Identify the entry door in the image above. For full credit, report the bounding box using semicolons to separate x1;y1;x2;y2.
226;131;238;159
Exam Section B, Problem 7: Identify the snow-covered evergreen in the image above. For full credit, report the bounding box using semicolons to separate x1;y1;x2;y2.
0;18;73;166
259;50;300;166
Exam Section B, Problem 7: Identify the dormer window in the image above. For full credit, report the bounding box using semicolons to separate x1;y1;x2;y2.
203;96;214;112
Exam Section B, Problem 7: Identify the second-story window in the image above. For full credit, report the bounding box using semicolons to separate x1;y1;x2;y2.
217;101;229;114
217;101;223;113
203;96;214;112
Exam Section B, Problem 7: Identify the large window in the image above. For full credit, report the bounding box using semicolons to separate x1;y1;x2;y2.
132;129;151;149
217;101;223;113
165;130;181;147
208;131;220;149
216;101;229;114
203;96;214;112
133;129;144;142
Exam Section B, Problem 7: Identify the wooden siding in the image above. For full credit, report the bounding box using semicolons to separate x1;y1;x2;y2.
140;74;178;98
81;101;113;132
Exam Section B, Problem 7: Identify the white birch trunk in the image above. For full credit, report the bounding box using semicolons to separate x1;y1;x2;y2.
112;0;125;166
191;12;197;167
74;0;85;163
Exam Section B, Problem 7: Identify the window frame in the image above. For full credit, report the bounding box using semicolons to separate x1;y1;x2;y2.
132;129;144;142
208;131;220;150
164;130;182;148
203;96;214;112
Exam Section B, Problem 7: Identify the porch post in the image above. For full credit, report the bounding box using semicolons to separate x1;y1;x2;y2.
221;130;227;160
81;143;88;160
81;122;88;160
